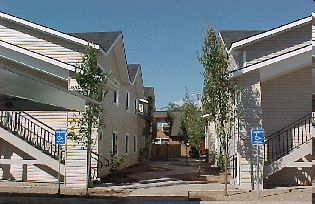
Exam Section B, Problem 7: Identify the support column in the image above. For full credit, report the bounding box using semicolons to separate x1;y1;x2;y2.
236;70;263;190
22;164;27;181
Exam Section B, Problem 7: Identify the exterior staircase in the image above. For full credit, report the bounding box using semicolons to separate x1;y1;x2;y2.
0;111;65;181
0;110;111;185
263;114;312;179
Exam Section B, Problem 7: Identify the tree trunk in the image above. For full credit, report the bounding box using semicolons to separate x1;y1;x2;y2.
224;145;228;196
86;121;92;195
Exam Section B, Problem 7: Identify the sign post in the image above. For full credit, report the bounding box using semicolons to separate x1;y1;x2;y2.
55;129;66;195
251;129;264;198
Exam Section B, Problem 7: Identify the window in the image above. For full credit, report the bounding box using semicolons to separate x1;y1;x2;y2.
161;123;170;135
114;89;119;105
125;135;129;153
138;104;144;113
112;132;118;155
134;99;138;115
99;129;103;140
133;136;137;152
113;80;119;105
126;92;130;111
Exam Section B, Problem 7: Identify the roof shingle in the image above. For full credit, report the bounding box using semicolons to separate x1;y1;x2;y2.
220;30;265;50
68;32;122;52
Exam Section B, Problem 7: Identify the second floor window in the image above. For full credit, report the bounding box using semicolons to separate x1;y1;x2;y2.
114;89;119;105
126;92;130;111
134;99;138;115
125;135;129;153
112;132;118;155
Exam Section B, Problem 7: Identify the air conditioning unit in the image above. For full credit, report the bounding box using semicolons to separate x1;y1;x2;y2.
138;104;144;113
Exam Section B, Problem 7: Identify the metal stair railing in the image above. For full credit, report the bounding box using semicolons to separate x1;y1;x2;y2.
264;114;311;164
91;151;110;168
91;151;110;179
227;154;237;178
0;111;63;162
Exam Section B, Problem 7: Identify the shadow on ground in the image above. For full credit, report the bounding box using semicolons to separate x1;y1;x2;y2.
98;158;225;185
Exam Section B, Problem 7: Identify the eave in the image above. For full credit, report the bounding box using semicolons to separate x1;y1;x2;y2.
0;66;88;111
228;16;312;53
230;44;312;82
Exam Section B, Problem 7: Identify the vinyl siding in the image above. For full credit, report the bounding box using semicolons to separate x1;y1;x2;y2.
261;66;312;137
235;70;262;158
244;24;311;63
1;16;147;184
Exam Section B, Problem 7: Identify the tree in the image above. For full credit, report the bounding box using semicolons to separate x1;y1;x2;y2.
178;88;204;173
180;89;204;156
142;89;155;162
198;22;238;196
161;102;181;136
70;44;110;193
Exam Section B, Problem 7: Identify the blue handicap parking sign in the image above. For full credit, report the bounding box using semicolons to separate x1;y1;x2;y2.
251;129;264;145
55;129;66;145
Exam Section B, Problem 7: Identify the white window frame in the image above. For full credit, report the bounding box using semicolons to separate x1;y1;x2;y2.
134;99;138;115
126;91;130;111
113;80;120;105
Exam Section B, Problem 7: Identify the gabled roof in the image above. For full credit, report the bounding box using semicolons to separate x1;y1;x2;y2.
223;16;311;53
0;11;95;48
144;87;154;99
220;30;265;50
69;32;122;53
127;64;140;84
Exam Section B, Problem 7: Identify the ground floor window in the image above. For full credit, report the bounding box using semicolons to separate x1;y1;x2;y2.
112;132;118;155
125;135;129;153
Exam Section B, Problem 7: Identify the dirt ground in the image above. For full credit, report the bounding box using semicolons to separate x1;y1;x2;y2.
100;159;222;184
0;158;312;202
97;158;312;202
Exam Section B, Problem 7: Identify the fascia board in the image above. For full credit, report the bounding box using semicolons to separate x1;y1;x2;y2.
228;16;312;53
0;40;73;79
0;11;100;49
0;67;87;111
218;32;229;53
113;37;131;86
139;98;148;103
229;45;311;79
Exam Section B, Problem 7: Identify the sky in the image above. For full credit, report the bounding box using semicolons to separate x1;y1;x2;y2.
0;0;313;110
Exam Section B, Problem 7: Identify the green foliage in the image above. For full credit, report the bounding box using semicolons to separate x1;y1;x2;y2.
69;44;110;144
177;119;189;145
197;22;237;148
197;21;239;195
162;102;181;136
75;45;108;102
143;89;155;140
138;147;148;162
216;153;225;171
110;154;129;174
178;88;204;153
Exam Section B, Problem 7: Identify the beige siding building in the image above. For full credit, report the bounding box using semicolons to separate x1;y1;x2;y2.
219;15;312;189
0;11;150;188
